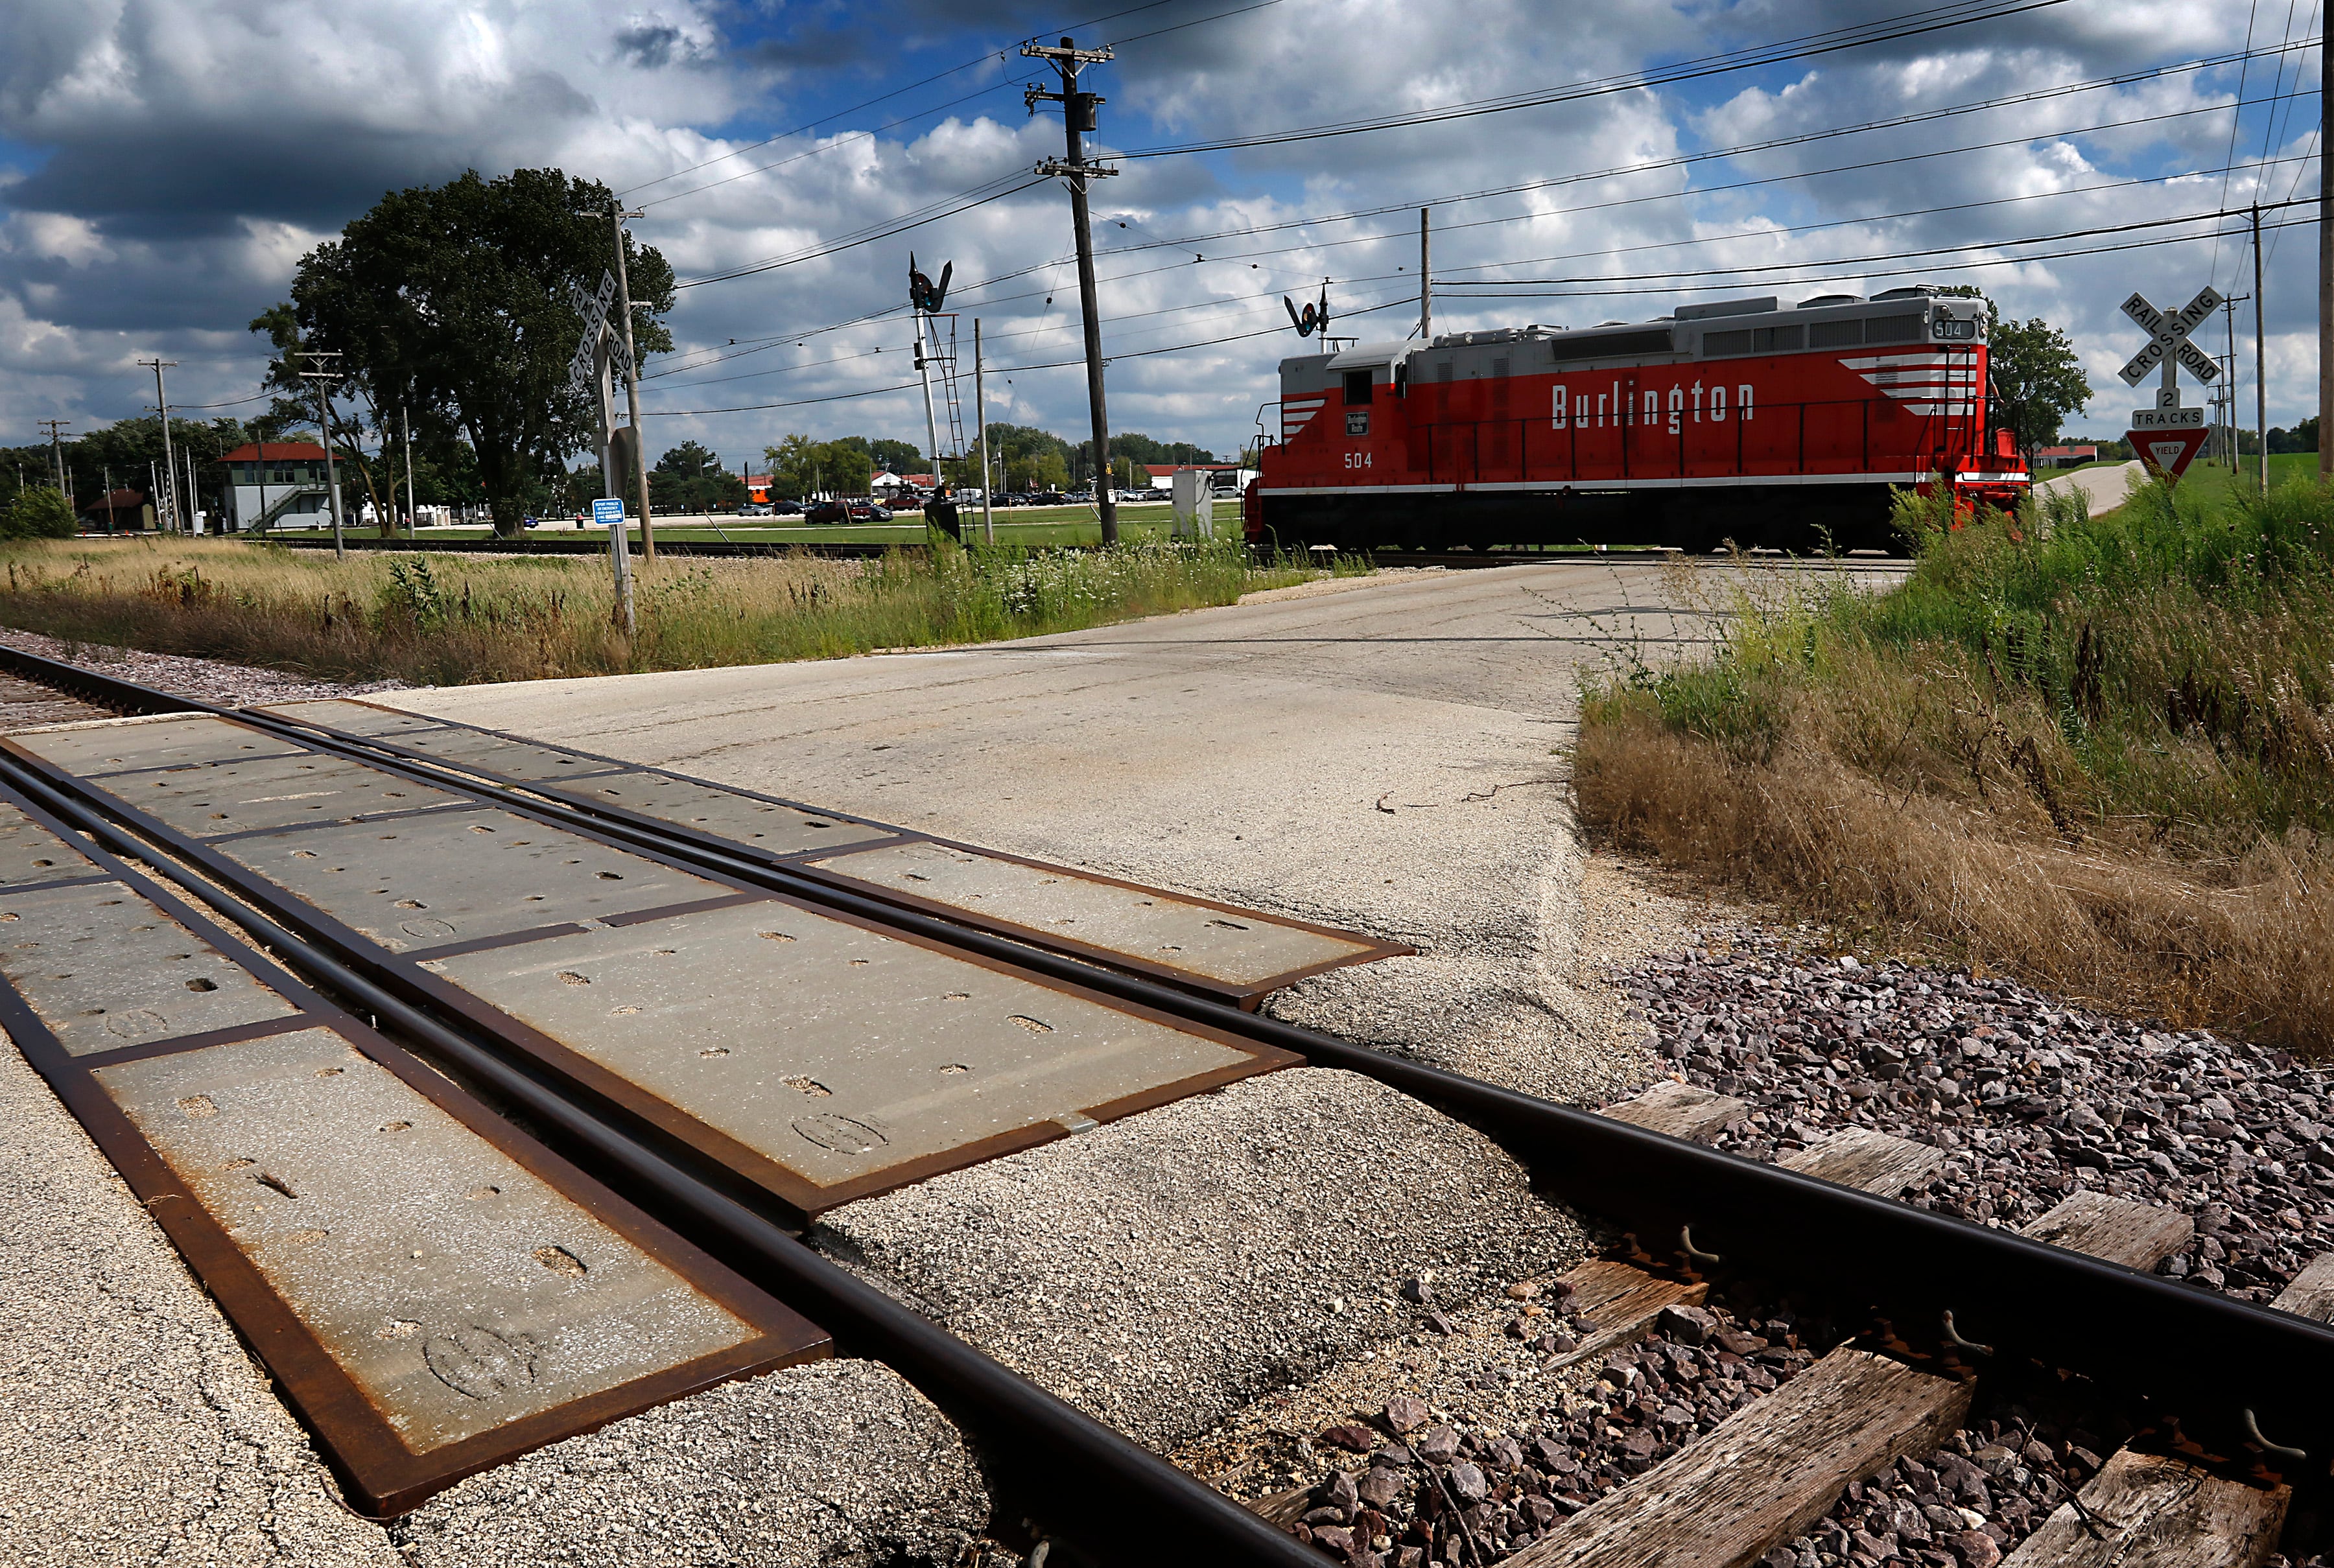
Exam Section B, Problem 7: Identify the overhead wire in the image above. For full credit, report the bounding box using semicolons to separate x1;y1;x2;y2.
1114;0;2075;158
649;60;2315;384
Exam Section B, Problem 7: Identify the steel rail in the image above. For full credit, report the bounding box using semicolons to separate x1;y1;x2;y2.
10;644;2334;1471
0;743;1320;1567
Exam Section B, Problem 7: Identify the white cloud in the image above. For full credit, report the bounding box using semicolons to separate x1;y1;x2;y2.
0;0;2317;458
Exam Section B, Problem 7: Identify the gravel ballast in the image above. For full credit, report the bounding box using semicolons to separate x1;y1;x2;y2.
0;627;403;707
1254;920;2334;1568
1619;930;2334;1305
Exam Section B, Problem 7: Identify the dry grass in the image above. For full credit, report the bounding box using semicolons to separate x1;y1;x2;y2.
1575;478;2334;1053
0;536;1349;687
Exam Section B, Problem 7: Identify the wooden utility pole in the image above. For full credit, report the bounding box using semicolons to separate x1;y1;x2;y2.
611;208;657;563
2320;30;2330;480
299;351;347;561
39;419;71;509
1420;208;1432;341
2254;204;2269;491
138;358;180;531
974;318;995;545
1023;36;1120;544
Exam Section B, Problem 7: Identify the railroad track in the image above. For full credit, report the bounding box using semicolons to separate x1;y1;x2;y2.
0;643;2324;1567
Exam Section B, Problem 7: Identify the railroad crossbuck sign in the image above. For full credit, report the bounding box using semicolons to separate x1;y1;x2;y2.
565;271;631;397
2116;286;2220;482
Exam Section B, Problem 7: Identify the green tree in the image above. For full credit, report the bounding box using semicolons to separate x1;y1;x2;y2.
3;486;76;540
1942;289;2091;464
1989;313;2092;463
868;438;923;474
651;441;750;513
257;168;675;537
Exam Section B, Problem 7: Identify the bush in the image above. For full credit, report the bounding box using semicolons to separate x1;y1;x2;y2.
3;487;76;540
1575;475;2334;1052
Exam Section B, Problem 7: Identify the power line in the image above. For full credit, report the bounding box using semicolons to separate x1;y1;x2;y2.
648;43;2313;371
624;0;1280;213
1436;213;2319;299
939;53;2319;304
674;174;1048;288
1431;158;2317;284
1116;0;2075;159
617;0;1191;200
1448;200;2315;288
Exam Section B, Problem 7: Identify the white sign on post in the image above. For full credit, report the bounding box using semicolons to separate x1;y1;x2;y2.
2116;285;2221;477
565;272;630;396
2116;286;2219;412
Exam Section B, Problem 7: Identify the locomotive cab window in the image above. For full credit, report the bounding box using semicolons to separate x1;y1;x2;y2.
1343;369;1375;405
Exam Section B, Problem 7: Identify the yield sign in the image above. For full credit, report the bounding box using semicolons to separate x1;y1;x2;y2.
2117;287;2222;386
2126;425;2209;483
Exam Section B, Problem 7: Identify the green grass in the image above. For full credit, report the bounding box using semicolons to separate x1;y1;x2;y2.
0;534;1367;687
259;501;1202;549
1574;473;2334;1051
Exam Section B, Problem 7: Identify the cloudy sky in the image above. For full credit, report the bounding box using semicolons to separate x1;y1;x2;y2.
0;0;2318;469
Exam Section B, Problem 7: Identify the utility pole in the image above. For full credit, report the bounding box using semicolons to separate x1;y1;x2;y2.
2254;204;2270;492
40;420;71;510
253;428;268;537
1023;34;1120;544
1420;208;1432;341
913;296;944;497
138;358;180;532
611;207;657;563
2322;29;2331;481
299;351;347;561
974;318;995;544
402;403;417;532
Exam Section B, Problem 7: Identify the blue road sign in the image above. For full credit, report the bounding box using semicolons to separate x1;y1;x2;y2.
593;497;626;529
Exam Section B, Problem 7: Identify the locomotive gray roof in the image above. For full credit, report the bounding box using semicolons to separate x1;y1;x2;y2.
1277;288;1984;382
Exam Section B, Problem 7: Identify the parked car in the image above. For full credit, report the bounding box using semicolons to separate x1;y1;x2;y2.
804;500;850;525
738;501;773;517
866;502;895;521
1030;490;1068;506
769;498;805;515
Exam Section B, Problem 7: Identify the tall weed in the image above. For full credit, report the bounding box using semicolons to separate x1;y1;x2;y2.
1576;478;2334;1051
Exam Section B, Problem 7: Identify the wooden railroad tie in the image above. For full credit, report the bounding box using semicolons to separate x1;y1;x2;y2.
1249;1078;2311;1567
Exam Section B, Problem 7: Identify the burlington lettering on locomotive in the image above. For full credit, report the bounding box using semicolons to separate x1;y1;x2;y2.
1244;283;2030;556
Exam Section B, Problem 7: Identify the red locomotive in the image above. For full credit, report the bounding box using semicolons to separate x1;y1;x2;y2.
1244;286;2029;554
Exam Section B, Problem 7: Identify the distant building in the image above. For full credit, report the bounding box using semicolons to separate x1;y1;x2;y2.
217;441;341;532
79;488;151;532
2033;445;2099;469
744;473;775;504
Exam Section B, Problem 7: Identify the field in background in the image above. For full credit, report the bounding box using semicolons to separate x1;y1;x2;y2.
0;536;1359;687
1574;471;2334;1054
258;499;1197;549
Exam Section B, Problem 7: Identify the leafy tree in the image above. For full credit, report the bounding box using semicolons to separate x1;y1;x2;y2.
1988;313;2092;463
762;436;871;498
651;441;749;512
3;486;76;540
868;438;923;474
1109;431;1217;467
1941;289;2092;464
2271;417;2319;454
1011;448;1070;492
257;168;674;537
